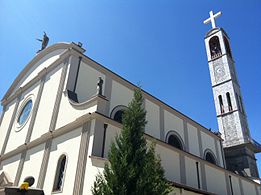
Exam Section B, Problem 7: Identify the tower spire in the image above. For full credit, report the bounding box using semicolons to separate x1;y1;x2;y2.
204;10;222;29
204;11;261;179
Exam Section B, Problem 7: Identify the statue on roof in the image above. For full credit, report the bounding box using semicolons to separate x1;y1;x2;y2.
36;32;49;53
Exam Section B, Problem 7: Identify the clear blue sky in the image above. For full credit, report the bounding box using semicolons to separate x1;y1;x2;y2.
1;0;261;173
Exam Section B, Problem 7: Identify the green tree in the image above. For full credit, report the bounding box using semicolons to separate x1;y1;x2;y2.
92;89;172;195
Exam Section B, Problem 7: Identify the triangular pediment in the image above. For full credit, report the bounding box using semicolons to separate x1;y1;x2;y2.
0;171;13;188
1;42;85;102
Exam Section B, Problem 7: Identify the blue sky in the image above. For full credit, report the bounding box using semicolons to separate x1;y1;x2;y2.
1;1;261;173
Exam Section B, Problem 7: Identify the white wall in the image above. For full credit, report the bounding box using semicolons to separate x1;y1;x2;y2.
11;49;65;96
5;82;40;153
75;62;105;103
156;144;181;183
205;165;227;195
187;123;200;156
201;131;217;159
0;100;16;151
0;154;21;183
19;144;45;187
43;127;82;195
185;157;199;189
164;110;184;142
145;99;160;139
109;80;133;114
31;65;63;141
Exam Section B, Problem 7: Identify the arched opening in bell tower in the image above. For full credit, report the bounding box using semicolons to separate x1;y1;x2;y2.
209;36;222;59
223;36;232;59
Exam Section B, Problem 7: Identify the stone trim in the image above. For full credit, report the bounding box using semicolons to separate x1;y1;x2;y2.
78;54;221;141
238;178;244;195
37;139;52;188
49;59;69;132
73;122;91;195
1;95;21;155
159;106;165;141
255;184;259;195
225;173;232;195
66;55;81;92
2;43;84;102
2;50;71;107
214;139;221;166
103;75;112;116
179;153;186;184
37;61;69;189
197;128;203;158
0;106;6;127
1;111;260;189
14;151;26;186
200;163;207;191
183;121;189;152
25;75;46;143
220;139;227;168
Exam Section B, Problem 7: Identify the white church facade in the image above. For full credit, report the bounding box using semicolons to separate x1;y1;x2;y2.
0;11;260;195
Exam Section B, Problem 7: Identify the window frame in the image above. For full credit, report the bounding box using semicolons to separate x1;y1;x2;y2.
110;105;127;124
203;149;217;165
52;154;68;193
165;130;185;151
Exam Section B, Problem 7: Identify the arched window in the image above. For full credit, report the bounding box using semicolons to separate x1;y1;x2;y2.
204;150;217;165
209;36;222;59
110;105;127;124
224;36;232;59
53;155;67;192
226;92;233;111
218;95;224;114
166;132;184;150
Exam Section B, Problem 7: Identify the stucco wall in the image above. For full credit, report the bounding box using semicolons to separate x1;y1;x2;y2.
145;99;160;139
75;62;105;103
18;144;45;187
5;82;40;153
187;123;200;156
31;65;63;141
0;100;16;151
0;154;21;183
43;127;82;195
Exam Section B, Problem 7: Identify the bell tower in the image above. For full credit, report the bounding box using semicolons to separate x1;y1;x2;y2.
203;11;261;179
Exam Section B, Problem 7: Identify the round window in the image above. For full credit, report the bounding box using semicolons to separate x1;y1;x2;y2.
18;99;33;125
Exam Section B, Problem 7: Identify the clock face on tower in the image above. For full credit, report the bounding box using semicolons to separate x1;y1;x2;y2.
213;60;226;82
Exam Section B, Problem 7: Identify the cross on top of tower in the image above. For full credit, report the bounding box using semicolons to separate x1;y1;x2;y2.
204;10;222;29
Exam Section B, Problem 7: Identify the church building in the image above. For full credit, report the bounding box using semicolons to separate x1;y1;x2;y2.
0;11;260;195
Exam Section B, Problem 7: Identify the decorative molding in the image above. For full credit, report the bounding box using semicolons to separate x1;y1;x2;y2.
1;50;71;107
73;122;91;195
37;61;69;189
238;178;245;195
1;95;21;155
200;163;207;191
37;139;52;188
197;129;203;158
159;106;165;141
25;75;46;143
103;75;112;116
0;106;6;127
14;151;26;186
2;42;84;102
179;153;186;184
49;60;69;132
0;111;260;190
225;173;232;195
214;139;221;166
183;121;189;152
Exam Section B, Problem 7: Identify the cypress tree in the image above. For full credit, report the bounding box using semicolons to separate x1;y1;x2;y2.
92;89;171;195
